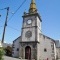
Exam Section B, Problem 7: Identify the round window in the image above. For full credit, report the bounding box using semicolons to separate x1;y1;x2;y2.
25;31;32;38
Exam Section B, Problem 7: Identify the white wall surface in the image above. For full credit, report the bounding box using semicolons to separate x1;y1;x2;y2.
12;37;21;57
39;34;56;60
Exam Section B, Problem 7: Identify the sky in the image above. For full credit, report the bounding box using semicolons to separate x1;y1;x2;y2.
0;0;60;44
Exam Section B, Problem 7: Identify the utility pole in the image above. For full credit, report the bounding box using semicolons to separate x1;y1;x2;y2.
2;7;9;43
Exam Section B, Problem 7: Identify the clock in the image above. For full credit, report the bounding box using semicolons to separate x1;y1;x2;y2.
27;19;32;24
25;31;32;38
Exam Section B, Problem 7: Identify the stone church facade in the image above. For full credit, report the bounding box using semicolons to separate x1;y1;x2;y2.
12;0;57;60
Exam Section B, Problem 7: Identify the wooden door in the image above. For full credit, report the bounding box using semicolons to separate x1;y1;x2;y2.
25;46;31;59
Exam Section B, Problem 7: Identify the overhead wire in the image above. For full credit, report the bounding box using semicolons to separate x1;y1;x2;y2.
8;0;26;22
7;25;20;31
0;19;4;23
0;7;9;23
0;0;27;35
0;26;3;28
0;0;26;32
0;7;7;10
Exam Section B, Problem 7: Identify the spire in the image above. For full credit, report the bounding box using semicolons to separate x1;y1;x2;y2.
29;0;37;13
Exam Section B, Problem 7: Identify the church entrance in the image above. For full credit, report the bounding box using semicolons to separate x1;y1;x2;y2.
25;46;31;59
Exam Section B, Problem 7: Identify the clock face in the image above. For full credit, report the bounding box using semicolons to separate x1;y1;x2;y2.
25;31;32;38
27;19;32;24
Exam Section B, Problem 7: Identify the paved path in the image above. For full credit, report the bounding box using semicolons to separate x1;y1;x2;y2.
3;56;20;60
3;56;35;60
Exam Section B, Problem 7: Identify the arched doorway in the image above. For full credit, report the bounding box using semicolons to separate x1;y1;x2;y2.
25;46;31;59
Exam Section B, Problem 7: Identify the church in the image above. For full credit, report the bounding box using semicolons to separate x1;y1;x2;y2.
12;0;57;60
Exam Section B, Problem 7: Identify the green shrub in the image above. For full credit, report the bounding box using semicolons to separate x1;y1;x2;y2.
0;48;4;60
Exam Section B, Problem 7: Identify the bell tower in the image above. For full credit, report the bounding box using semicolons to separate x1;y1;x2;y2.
21;0;42;42
19;0;42;60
